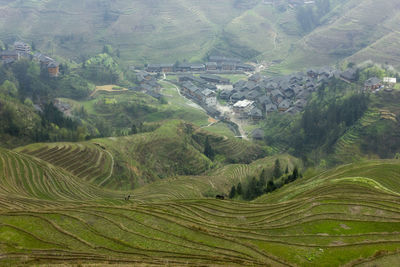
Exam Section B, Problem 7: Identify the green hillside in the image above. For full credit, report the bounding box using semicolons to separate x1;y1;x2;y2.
133;154;300;202
2;1;400;265
2;0;400;70
283;0;400;71
0;148;117;206
16;120;266;190
2;143;400;266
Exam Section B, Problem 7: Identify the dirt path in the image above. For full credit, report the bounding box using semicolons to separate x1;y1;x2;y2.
90;85;128;97
201;120;217;129
231;117;249;140
161;80;248;139
272;31;277;49
161;80;206;110
215;103;248;140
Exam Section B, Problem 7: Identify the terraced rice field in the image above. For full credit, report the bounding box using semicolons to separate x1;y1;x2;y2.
0;148;118;208
333;109;381;162
197;130;266;163
1;144;400;266
15;143;114;187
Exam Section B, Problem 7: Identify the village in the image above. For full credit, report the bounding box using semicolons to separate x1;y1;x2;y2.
134;59;398;137
0;41;60;77
2;40;397;136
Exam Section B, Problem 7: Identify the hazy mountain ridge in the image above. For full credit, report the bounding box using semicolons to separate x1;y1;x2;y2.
2;0;400;70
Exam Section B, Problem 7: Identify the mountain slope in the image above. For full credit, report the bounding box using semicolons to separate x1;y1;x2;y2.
282;0;400;70
2;0;400;69
0;147;117;208
16;120;266;190
1;148;400;266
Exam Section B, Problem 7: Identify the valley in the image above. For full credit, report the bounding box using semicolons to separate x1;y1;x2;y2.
1;0;400;266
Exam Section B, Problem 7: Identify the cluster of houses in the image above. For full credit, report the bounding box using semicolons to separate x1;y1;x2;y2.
133;70;163;100
145;56;255;74
135;62;398;126
178;74;223;117
338;67;397;92
218;69;334;120
223;67;398;122
0;41;60;77
172;67;367;122
364;76;396;93
0;41;31;64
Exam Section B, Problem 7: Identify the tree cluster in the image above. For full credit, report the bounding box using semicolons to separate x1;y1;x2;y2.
296;0;331;32
204;137;215;160
296;93;369;153
229;160;302;201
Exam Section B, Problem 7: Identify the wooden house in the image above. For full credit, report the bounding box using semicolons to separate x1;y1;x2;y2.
205;62;217;71
0;50;19;61
14;41;31;54
47;61;60;77
364;77;382;91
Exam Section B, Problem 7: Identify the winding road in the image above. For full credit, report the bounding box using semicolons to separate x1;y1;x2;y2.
161;79;248;139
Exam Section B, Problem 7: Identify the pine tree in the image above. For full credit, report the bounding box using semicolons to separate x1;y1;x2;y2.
266;180;276;193
130;124;137;135
229;185;236;199
237;182;242;195
293;166;299;180
273;159;282;178
204;137;215;160
259;169;267;187
245;177;257;200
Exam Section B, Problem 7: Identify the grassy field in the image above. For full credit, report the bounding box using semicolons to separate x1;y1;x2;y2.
2;142;400;266
158;80;210;127
204;122;236;138
60;85;212;135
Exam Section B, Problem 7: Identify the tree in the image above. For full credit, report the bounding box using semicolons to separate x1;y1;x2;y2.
0;80;18;97
130;124;138;135
102;45;113;55
273;159;282;178
293;166;299;180
204;137;215;160
229;185;236;199
245;177;257;200
237;182;242;195
31;41;36;51
296;6;317;32
24;98;34;107
316;0;330;17
266;180;276;193
285;166;289;174
286;166;300;184
259;169;267;187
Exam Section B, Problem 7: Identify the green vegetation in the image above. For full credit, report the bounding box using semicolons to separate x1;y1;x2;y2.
296;0;331;33
260;66;400;166
229;159;302;201
2;143;400;266
2;0;400;71
1;2;400;266
16;121;266;190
